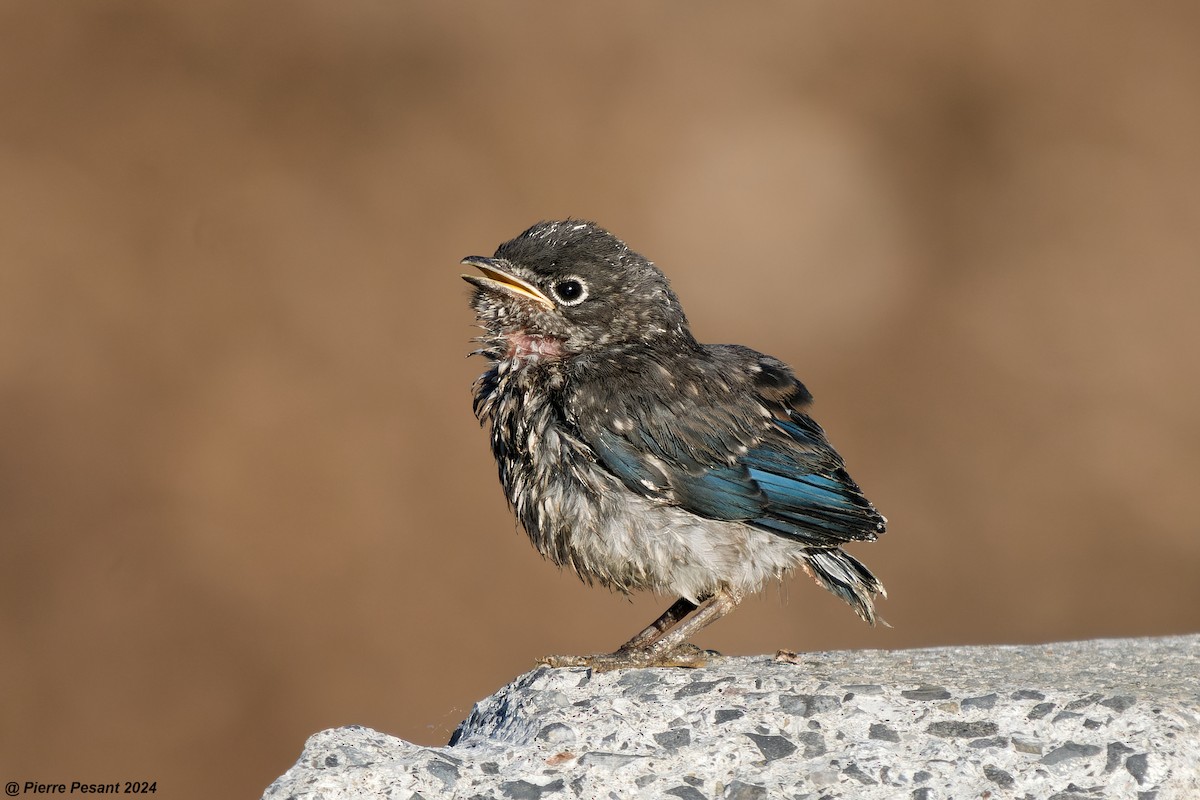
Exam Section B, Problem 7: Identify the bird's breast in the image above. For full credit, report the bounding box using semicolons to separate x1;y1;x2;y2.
474;362;609;568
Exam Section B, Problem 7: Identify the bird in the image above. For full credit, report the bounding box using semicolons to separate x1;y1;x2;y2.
462;220;887;669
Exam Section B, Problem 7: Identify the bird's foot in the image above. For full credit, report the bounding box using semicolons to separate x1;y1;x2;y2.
538;643;718;672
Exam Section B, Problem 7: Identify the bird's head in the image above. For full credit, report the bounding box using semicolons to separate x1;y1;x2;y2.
462;220;691;362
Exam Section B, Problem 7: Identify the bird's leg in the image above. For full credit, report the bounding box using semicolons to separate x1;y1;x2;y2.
537;597;703;671
643;585;743;656
615;597;698;653
539;587;743;671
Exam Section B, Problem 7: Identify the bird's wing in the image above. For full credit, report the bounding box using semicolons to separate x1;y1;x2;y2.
571;348;885;547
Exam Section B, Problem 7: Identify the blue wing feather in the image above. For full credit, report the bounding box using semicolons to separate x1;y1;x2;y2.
671;465;765;519
747;467;857;511
590;428;665;490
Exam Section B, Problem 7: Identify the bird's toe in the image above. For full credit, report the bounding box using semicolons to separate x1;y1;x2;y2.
538;644;720;672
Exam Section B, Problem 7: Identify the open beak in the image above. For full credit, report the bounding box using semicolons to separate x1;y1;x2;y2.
461;257;555;310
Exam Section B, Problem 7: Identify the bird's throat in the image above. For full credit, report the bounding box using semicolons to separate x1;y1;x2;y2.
504;333;565;361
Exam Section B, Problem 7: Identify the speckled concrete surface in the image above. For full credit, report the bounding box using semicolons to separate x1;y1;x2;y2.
263;635;1200;799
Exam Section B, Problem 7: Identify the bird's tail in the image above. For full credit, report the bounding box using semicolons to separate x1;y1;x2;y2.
801;549;888;626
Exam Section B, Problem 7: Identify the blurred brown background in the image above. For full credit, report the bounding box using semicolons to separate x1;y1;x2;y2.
2;1;1198;798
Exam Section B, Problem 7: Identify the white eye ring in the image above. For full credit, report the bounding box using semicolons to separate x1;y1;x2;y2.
549;276;588;306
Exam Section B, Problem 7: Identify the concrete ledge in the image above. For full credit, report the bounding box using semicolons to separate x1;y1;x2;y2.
263;635;1200;799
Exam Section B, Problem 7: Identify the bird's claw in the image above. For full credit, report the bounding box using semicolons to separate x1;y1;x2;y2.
538;643;718;672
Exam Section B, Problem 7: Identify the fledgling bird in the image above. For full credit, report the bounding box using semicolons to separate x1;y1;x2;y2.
462;220;887;669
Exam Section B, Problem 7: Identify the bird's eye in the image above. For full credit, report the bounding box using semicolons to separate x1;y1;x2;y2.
550;277;588;306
